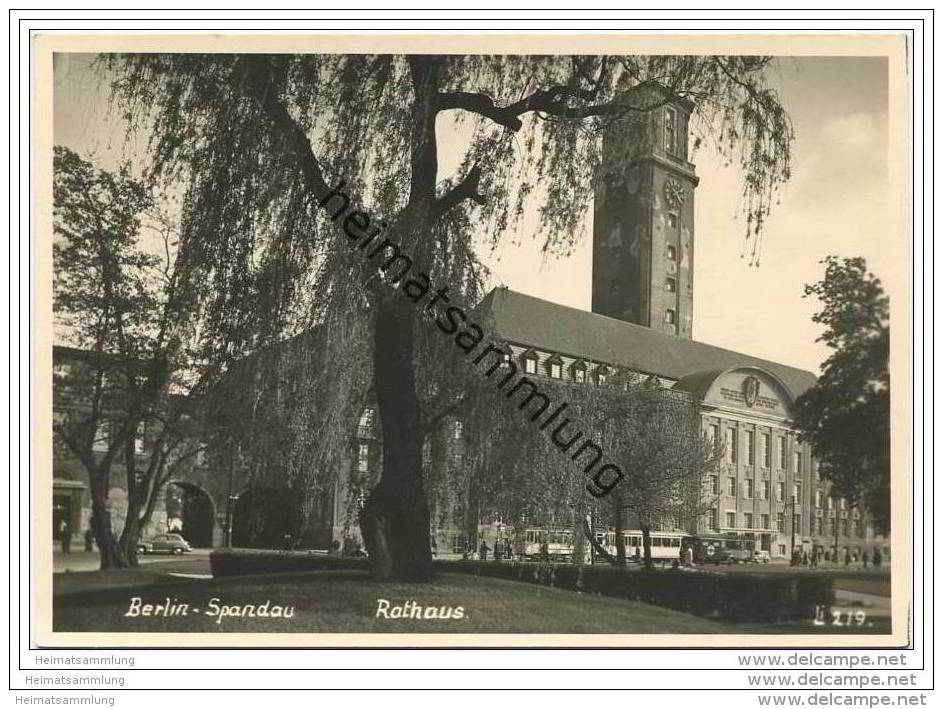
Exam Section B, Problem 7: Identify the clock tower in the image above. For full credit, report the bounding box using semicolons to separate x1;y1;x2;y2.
591;82;699;338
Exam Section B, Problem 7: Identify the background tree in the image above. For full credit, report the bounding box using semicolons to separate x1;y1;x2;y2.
793;256;890;534
52;146;211;568
577;375;721;569
106;53;793;580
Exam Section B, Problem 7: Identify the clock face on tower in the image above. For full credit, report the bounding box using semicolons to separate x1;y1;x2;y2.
663;177;687;209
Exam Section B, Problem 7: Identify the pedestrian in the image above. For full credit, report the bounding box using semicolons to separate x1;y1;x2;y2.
84;526;94;552
872;547;882;569
539;536;550;562
811;550;818;568
505;538;513;560
844;549;851;566
493;542;501;561
686;545;694;567
57;517;71;554
634;546;641;563
430;535;438;559
479;539;489;561
862;550;870;568
802;551;809;566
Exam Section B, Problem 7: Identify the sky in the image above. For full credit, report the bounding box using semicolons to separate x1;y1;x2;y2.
53;54;892;375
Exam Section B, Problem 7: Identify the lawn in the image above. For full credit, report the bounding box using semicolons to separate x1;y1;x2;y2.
54;570;728;634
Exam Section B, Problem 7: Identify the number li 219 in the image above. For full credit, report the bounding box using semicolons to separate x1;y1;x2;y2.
813;606;868;626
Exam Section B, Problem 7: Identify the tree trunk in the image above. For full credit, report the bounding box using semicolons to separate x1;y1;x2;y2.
642;525;654;570
582;517;616;565
360;301;432;581
87;466;129;569
614;504;627;566
118;507;142;568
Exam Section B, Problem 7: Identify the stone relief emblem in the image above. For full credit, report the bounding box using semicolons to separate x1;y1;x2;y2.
742;376;761;408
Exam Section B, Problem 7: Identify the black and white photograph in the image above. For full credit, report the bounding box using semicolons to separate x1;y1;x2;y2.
35;31;910;648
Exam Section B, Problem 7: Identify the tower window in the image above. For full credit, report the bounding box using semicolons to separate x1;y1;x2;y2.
665;277;676;293
666;245;677;261
665;106;680;156
664;309;676;325
667;213;678;229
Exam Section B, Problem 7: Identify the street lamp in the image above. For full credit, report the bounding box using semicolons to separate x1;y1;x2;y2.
789;494;798;563
226;494;240;548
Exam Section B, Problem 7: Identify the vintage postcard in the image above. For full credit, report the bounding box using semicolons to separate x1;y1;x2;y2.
32;32;912;648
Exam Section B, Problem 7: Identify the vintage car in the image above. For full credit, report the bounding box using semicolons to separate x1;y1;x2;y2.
137;533;192;555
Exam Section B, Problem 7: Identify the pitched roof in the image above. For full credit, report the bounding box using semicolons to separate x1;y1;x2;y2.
476;287;817;399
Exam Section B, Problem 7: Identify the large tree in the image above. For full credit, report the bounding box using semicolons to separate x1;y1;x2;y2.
793;256;891;535
52;146;211;568
106;53;793;580
575;375;721;569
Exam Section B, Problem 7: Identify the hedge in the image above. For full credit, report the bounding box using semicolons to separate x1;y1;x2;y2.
209;549;834;624
210;547;369;577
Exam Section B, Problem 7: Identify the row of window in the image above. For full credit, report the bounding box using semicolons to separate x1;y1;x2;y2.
710;476;801;503
521;352;610;385
709;424;807;472
707;509;866;537
711;474;850;509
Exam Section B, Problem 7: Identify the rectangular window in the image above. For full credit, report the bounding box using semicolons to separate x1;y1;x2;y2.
357;443;369;473
665;277;676;293
815;490;822;508
667;244;677;261
550;362;562;379
358;409;375;438
761;514;770;530
524;357;537;375
854;519;863;537
709;475;719;495
133;426;145;455
745;431;755;465
667;213;678;229
793;482;802;503
726;428;737;464
841;518;849;537
664;106;679;155
776;512;785;532
779;437;787;469
726;477;737;497
827;495;834;510
744;513;754;529
760;480;770;500
725;511;736;528
776;482;785;503
453;420;463;440
664;309;676;325
793;513;802;534
828;518;836;535
840;497;846;510
707;507;720;531
815;518;824;535
574;368;585;384
709;424;720;452
761;432;771;468
743;479;754;499
794;449;802;474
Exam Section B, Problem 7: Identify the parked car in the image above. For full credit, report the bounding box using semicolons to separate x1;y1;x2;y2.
138;533;191;555
752;550;772;564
